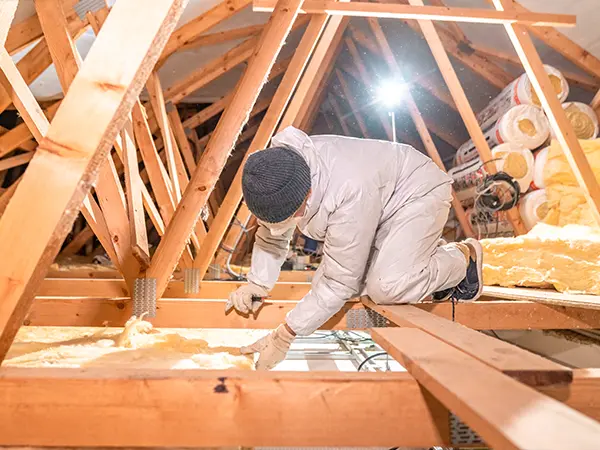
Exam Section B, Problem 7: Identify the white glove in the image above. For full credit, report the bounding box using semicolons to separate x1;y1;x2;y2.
225;282;269;314
241;324;295;370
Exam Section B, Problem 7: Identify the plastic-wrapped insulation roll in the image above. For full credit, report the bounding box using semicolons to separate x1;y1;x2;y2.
455;104;550;166
530;146;550;190
476;64;569;131
550;102;599;140
518;189;549;231
491;143;535;194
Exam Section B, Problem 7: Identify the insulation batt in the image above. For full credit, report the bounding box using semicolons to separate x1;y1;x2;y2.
482;223;600;295
543;138;600;227
550;102;599;140
4;320;264;369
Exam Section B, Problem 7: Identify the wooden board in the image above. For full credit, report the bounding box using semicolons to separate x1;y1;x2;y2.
484;286;600;310
363;298;571;386
372;328;600;450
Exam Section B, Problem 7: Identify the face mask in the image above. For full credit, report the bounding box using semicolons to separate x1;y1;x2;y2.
260;216;301;236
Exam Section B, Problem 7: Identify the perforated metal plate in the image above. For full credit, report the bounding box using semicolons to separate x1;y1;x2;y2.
346;308;388;329
450;413;485;446
73;0;105;19
133;278;157;318
184;268;200;294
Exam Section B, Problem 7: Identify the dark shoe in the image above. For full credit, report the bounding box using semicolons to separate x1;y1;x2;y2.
452;238;483;302
432;287;454;302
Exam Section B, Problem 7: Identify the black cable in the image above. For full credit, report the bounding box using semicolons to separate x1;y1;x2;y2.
357;351;388;372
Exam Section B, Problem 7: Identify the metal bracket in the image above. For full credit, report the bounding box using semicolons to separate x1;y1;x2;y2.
346;308;388;329
450;413;485;446
73;0;105;20
132;278;157;318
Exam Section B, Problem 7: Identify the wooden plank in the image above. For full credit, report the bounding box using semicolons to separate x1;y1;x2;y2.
367;18;474;237
0;48;49;142
167;105;196;173
253;0;576;27
492;0;600;227
147;72;182;200
403;1;527;234
193;14;329;280
334;68;370;137
147;0;305;298
0;176;21;217
0;368;450;447
60;226;94;256
0;0;186;362
0;152;34;172
121;124;150;267
80;195;121;269
158;0;253;65
328;94;351;135
363;298;571;386
0;0;19;46
372;328;600;450
484;286;600;310
181;23;263;51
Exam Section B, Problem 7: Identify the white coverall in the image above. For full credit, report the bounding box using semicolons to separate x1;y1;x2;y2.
247;127;467;336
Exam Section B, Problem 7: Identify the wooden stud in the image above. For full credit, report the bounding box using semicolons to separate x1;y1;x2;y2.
193;14;329;280
147;0;306;298
60;226;95;256
0;0;186;362
121;124;150;268
372;328;600;450
253;0;576;27
158;0;253;65
168;106;197;173
0;48;49;142
181;24;264;51
363;298;571;386
0;0;19;47
80;195;121;269
367;18;474;237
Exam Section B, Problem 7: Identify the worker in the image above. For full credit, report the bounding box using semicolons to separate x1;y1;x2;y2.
229;126;483;370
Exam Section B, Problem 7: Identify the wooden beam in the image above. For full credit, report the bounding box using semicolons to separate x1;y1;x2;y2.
327;94;351;135
167;106;196;173
181;23;264;51
492;0;600;226
0;0;186;362
372;328;600;449
193;14;329;280
0;48;49;142
121;123;150;267
484;286;600;310
403;1;526;234
253;0;576;27
367;18;474;237
158;0;252;65
0;0;19;47
0;152;34;172
146;0;305;298
363;298;570;386
334;68;371;137
80;195;121;269
60;225;94;256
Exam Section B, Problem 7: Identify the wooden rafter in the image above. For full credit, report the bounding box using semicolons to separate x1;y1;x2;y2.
334;68;371;137
0;0;187;362
254;0;576;27
146;0;305;298
181;23;264;51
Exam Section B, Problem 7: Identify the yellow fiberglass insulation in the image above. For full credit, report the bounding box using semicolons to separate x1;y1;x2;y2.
542;138;600;227
482;223;600;295
3;317;265;369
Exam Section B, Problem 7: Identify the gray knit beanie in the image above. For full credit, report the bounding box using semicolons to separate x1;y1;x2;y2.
242;146;311;223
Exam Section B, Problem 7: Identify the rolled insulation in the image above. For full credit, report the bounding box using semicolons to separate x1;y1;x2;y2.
455;105;550;165
518;189;549;231
550;102;599;140
491;143;535;193
476;64;569;131
530;146;550;190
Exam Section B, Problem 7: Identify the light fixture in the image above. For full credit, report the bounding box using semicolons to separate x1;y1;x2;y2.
376;80;408;109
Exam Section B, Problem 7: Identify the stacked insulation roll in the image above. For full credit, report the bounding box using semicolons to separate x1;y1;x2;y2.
519;189;549;230
476;64;569;131
530;146;550;190
550;102;599;140
455;105;550;165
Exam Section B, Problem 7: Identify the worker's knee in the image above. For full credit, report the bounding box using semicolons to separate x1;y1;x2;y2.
365;273;415;305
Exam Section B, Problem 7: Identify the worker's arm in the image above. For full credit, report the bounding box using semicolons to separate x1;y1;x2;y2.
246;223;294;291
286;185;381;336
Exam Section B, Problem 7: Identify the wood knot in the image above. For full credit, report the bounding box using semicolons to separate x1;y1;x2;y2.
214;377;229;393
197;186;207;192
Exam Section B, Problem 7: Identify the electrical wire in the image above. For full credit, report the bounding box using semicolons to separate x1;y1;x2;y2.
357;351;389;372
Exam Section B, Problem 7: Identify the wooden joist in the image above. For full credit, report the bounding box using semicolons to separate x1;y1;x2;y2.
181;23;264;51
146;0;305;298
0;0;187;362
372;328;600;449
363;298;571;386
253;0;576;27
